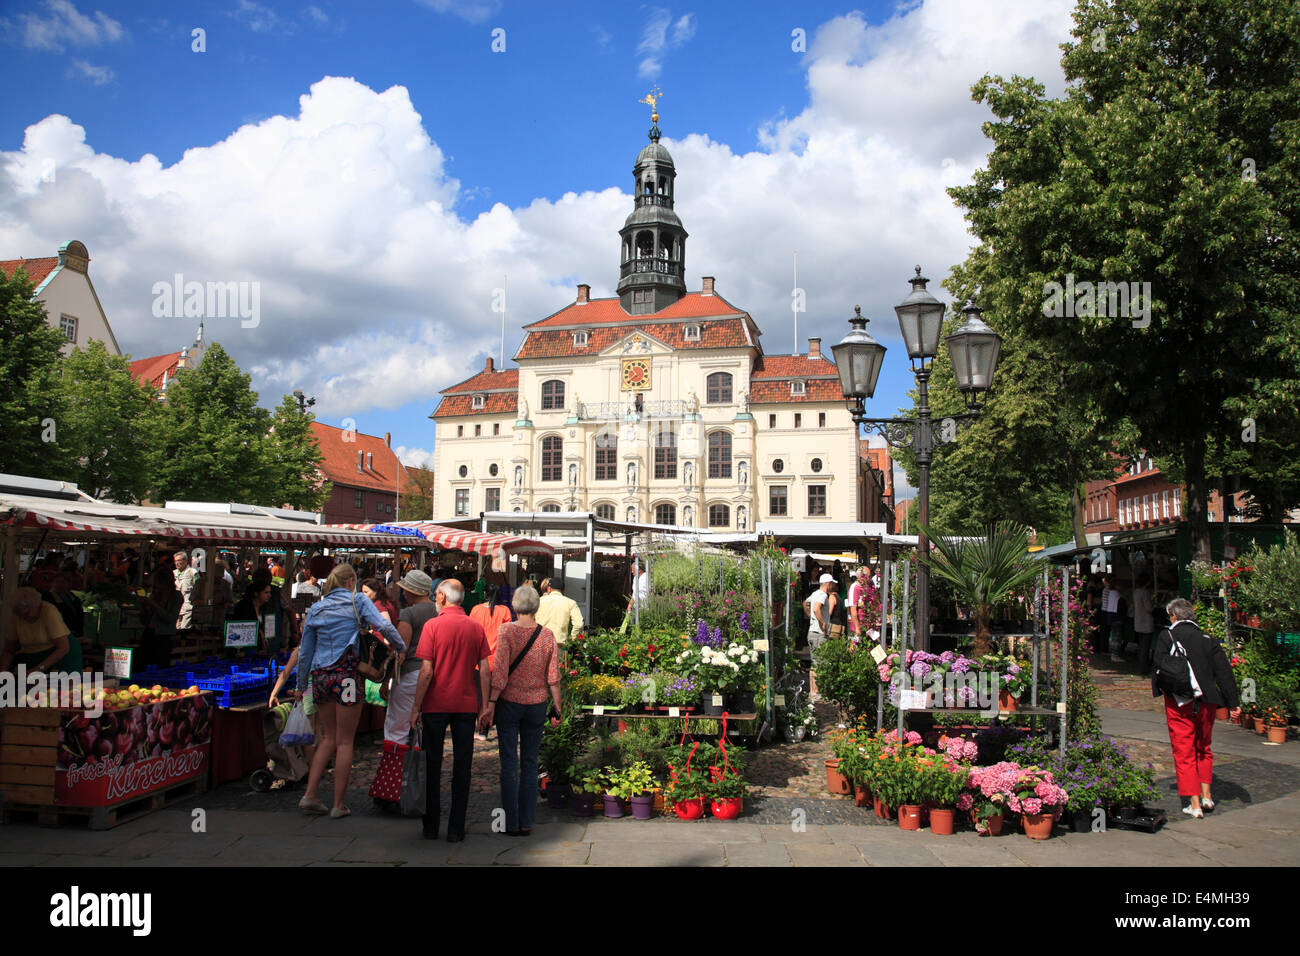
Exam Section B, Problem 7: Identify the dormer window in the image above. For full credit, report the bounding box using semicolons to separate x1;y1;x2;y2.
791;381;806;397
573;331;589;348
472;393;485;409
684;324;700;341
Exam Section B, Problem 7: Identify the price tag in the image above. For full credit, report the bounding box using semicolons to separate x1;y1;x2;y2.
103;647;133;679
668;707;680;718
899;689;927;711
712;694;724;707
752;639;769;652
774;695;786;707
592;705;605;716
224;620;258;649
870;645;887;664
1056;702;1066;714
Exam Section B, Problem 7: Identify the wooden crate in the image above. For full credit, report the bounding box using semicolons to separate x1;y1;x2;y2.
0;708;59;807
2;775;207;829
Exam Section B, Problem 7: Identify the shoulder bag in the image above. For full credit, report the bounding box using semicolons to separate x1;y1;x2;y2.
353;592;394;684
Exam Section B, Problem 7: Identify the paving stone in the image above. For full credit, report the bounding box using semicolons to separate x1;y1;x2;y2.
925;842;1028;866
760;823;832;844
588;842;725;866
581;819;762;843
333;837;425;863
496;842;592;866
37;854;135;867
0;852;57;866
787;843;867;866
723;842;793;866
855;843;941;866
445;836;514;865
119;832;240;859
210;833;354;863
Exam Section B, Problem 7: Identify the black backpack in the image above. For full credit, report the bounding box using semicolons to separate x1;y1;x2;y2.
1152;627;1195;698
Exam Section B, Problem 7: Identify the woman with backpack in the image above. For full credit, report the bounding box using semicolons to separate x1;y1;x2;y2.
1153;598;1241;819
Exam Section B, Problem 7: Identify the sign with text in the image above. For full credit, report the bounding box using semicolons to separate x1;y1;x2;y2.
103;647;133;679
899;689;928;711
224;619;258;649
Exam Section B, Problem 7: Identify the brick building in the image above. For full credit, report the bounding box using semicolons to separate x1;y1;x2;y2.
310;422;407;525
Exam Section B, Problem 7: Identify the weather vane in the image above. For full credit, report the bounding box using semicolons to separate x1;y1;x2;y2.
639;86;663;123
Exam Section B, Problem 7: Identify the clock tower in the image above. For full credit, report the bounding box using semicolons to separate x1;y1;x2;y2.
617;93;688;315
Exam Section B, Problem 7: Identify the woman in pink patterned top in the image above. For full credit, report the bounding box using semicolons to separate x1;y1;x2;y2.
479;584;562;836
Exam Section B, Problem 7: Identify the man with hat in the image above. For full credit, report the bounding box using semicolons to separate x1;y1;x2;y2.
386;569;438;746
804;573;836;653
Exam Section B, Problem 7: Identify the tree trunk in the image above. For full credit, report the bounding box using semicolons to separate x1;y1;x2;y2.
973;606;992;658
1070;482;1088;550
1184;435;1212;564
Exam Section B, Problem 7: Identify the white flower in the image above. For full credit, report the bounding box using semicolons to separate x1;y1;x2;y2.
728;646;742;657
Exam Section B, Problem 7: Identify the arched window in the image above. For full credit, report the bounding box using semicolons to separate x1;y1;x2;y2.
594;432;618;481
654;428;677;479
654;503;676;526
540;435;562;482
706;372;732;404
540;503;561;513
541;380;565;411
708;503;730;528
708;431;732;479
594;503;615;521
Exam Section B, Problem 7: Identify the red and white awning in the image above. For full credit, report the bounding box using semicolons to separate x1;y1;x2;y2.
343;522;554;560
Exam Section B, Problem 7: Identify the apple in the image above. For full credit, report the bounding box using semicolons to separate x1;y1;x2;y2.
150;685;162;694
128;684;140;693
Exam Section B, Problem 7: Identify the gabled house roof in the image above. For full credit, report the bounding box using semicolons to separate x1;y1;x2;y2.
309;422;406;494
129;352;184;390
0;256;59;291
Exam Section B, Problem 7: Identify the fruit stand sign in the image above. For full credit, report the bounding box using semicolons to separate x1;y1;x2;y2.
55;693;212;807
103;647;133;679
224;619;258;649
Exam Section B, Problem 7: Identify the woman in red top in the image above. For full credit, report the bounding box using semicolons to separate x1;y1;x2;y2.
479;584;561;837
470;583;514;740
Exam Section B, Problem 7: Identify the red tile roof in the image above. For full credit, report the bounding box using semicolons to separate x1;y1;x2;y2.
309;422;407;493
860;441;894;497
749;378;844;404
752;353;838;379
0;256;59;289
748;352;841;404
524;291;748;329
433;366;519;418
517;318;754;360
129;352;183;390
439;367;519;395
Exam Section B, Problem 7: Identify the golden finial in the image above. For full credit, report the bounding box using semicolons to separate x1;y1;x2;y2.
639;86;663;124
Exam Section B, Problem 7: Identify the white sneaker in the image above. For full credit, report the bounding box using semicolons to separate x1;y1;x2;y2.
1181;805;1204;819
1201;798;1215;812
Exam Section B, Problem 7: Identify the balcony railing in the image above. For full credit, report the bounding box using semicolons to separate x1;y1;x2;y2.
579;400;687;421
620;258;683;279
635;194;675;209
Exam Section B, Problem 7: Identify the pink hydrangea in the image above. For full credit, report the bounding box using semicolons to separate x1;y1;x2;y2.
1022;797;1044;816
956;792;974;811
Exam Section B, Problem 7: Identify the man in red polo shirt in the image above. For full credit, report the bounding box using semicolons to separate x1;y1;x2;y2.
409;578;490;842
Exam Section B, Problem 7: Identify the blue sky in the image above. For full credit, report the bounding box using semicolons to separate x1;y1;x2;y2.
1;0;1079;500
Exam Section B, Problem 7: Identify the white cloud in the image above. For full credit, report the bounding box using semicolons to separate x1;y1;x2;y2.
304;5;329;25
0;0;1076;446
229;0;292;34
70;58;113;85
413;0;501;24
395;446;435;469
637;7;695;79
5;0;124;51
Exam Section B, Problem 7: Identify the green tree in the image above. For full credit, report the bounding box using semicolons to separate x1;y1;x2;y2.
147;342;271;503
263;395;330;511
401;465;435;521
948;0;1300;563
58;341;157;501
0;267;71;479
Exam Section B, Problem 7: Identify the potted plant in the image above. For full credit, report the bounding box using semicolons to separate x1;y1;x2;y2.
664;767;708;820
961;761;1020;836
660;675;699;712
539;718;582;809
707;771;746;819
925;758;969;835
610;761;657;819
569;766;602;818
1007;766;1067;840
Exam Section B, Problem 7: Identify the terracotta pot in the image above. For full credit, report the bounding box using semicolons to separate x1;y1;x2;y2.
898;804;923;831
1267;724;1287;744
929;808;956;835
1254;718;1268;735
1230;711;1243;725
1215;707;1231;721
673;798;705;820
1021;812;1054;840
652;792;666;814
825;758;852;795
974;811;1004;836
874;797;895;820
854;783;871;807
999;690;1019;712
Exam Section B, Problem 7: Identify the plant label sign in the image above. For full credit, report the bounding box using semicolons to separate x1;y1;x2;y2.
224;620;258;649
870;645;887;664
899;689;927;711
668;707;680;717
1056;702;1066;713
103;647;133;679
712;694;724;707
752;639;769;652
592;705;605;716
774;695;786;707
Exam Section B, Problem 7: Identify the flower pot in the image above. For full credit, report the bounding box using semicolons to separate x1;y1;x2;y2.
1230;711;1243;725
1267;724;1288;744
701;692;726;717
546;782;572;810
1215;707;1230;721
929;808;956;835
973;811;1003;836
673;798;705;820
570;793;593;817
603;794;626;818
897;804;923;831
825;759;852;795
998;690;1018;712
1071;809;1095;833
854;783;871;807
1021;812;1055;840
652;792;666;814
710;797;743;820
1254;718;1267;735
784;724;806;744
873;796;895;820
629;795;655;820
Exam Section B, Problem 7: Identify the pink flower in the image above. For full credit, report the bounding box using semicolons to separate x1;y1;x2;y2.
1022;797;1043;815
956;793;973;811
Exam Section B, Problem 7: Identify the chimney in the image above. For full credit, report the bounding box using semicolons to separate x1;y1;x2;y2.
384;432;391;448
366;452;374;471
701;277;715;295
357;450;364;473
808;336;821;359
577;283;590;304
485;356;494;373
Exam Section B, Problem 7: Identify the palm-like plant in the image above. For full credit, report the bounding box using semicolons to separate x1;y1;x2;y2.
916;521;1045;658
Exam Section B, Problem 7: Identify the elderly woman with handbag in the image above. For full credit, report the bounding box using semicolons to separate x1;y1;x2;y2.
297;563;404;818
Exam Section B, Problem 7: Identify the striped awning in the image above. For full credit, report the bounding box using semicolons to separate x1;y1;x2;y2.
344;522;554;559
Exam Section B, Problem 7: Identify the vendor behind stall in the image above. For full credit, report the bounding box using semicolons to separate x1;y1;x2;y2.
42;572;85;640
139;566;182;668
2;586;83;675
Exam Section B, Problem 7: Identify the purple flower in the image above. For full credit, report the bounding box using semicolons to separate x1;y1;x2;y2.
739;612;750;633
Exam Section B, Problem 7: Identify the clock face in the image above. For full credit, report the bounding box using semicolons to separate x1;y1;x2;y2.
622;359;650;390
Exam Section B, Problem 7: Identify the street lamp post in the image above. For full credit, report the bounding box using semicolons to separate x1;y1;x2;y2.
292;389;316;416
832;268;1002;651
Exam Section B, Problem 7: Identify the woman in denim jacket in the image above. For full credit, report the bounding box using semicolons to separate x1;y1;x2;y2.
296;563;403;817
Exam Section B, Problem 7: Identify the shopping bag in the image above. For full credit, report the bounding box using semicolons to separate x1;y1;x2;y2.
279;701;315;748
369;740;405;803
400;727;425;818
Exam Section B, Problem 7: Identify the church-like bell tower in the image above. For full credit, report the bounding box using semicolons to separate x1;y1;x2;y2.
617;89;688;315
